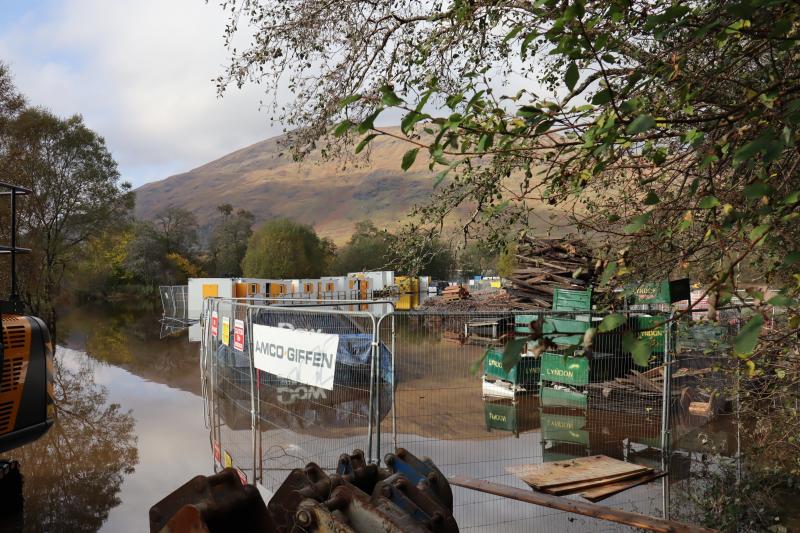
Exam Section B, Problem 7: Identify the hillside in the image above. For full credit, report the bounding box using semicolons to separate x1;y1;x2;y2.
134;130;563;243
135;131;445;242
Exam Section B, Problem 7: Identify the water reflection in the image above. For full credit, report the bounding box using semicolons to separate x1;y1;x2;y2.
59;305;201;395
12;349;138;532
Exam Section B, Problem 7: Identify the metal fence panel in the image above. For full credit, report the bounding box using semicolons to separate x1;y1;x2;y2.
201;298;739;531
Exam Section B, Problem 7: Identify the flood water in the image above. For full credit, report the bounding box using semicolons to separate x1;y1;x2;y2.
5;303;753;532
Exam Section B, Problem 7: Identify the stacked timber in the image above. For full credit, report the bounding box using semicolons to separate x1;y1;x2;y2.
586;366;718;417
507;237;595;307
442;285;470;301
508;455;666;503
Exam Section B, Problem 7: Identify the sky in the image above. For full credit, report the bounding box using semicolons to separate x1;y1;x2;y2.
0;0;279;188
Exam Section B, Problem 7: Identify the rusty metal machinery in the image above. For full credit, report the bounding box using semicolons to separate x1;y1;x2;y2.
150;448;458;533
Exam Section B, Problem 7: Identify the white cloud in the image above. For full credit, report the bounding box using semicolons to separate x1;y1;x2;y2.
0;0;278;187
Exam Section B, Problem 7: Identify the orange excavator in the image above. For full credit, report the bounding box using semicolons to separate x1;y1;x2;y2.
0;182;54;512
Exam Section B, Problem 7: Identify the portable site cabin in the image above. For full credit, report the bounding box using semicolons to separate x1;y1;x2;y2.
317;276;348;296
187;278;235;321
187;277;294;320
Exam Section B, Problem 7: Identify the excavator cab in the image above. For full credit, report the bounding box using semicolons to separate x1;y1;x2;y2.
0;181;54;454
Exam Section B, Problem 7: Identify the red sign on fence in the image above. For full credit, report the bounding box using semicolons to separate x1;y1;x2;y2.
233;319;244;351
211;311;219;338
212;440;221;465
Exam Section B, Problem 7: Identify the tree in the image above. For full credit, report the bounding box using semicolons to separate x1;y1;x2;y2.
125;206;201;286
241;218;328;278
331;220;393;274
208;203;254;276
217;1;800;520
459;241;499;279
1;107;133;320
217;0;800;303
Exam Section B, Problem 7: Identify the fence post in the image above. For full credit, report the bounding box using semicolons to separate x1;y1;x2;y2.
247;305;258;485
660;310;675;520
660;311;675;457
373;313;382;464
391;312;397;451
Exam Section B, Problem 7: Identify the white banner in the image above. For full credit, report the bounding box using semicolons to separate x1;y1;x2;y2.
252;324;339;390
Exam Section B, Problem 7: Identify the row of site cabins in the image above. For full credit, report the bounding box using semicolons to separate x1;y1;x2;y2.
186;271;432;320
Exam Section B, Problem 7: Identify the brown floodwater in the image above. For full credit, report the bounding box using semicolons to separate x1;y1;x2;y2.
2;303;780;532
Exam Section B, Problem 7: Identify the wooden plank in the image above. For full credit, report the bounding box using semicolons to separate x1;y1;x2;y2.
629;370;663;393
581;470;667;502
546;469;653;495
507;455;649;490
449;475;719;533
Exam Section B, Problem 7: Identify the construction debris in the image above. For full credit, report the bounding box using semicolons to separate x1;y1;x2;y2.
507;455;664;503
419;288;523;312
507;237;596;308
442;284;470;301
585;366;723;418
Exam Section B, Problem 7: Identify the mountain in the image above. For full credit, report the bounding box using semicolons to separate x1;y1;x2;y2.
134;131;446;243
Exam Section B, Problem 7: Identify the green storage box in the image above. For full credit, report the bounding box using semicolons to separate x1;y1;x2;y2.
630;278;690;305
552;288;593;312
541;351;633;386
540;385;588;409
637;315;666;354
544;317;590;347
514;314;540;334
540;352;590;386
484;348;540;388
541;411;589;446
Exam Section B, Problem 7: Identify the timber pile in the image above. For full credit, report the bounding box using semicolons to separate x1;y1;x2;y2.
586;366;719;417
507;237;595;307
442;285;470;301
508;455;665;503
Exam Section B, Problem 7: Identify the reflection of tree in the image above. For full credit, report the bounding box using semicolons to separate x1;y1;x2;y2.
14;351;138;532
58;304;201;395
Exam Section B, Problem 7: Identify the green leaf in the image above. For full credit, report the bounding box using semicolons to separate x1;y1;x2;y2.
501;338;528;373
734;314;764;356
565;62;579;91
477;133;493;152
503;24;523;43
744;182;773;199
401;111;426;134
624;212;651;233
698;196;720;209
338;94;361;108
470;349;491;377
643;191;660;205
357;108;383;134
782;251;800;266
600;261;617;285
400;148;419;171
598;313;626;332
354;134;377;154
767;294;794;307
749;224;770;242
380;86;403;106
591;89;612;106
623;331;652;367
627;115;655;135
332;120;353;137
734;135;774;165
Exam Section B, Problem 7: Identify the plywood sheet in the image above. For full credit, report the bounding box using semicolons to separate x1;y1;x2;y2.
507;455;650;490
547;470;652;495
581;470;666;502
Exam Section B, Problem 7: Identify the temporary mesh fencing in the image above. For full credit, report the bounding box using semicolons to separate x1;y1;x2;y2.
201;298;742;531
